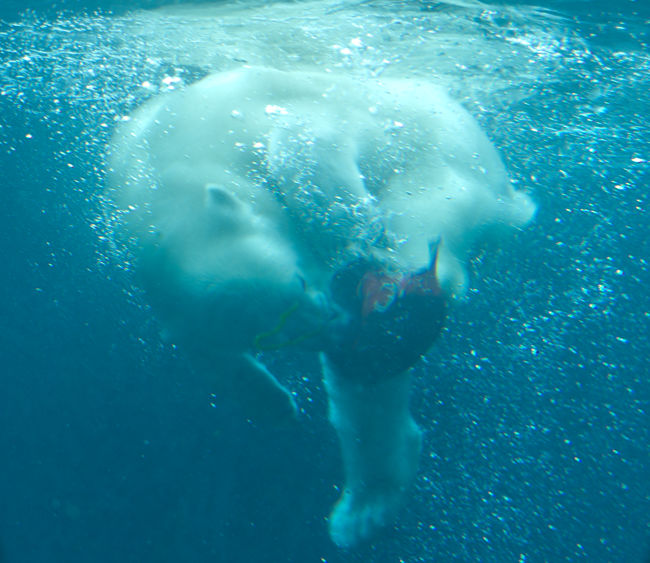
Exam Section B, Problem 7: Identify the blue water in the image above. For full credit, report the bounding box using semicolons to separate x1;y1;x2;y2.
0;1;648;562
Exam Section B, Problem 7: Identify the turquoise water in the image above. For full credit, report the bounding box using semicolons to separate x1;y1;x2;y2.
0;1;648;561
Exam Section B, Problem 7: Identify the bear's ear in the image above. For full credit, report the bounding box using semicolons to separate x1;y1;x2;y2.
205;184;245;212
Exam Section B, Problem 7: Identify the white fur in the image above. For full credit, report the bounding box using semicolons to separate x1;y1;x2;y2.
322;355;422;547
107;66;535;545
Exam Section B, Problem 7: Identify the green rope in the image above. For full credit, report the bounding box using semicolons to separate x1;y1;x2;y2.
253;301;330;351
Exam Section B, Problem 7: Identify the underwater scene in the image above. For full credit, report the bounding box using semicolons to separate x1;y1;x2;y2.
0;1;648;561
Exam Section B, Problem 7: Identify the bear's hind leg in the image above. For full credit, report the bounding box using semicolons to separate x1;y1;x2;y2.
321;355;422;548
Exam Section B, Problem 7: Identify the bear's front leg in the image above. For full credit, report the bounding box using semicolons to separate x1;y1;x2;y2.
321;354;422;548
202;353;298;425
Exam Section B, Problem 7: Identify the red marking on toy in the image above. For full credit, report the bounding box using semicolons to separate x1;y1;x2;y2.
358;241;441;319
359;272;400;318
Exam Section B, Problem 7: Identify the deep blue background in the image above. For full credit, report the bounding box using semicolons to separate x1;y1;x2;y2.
0;1;648;562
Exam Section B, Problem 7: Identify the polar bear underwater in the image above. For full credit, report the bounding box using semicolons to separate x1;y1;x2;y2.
106;65;535;548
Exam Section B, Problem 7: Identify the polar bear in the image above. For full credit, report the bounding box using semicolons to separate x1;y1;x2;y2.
106;66;534;548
